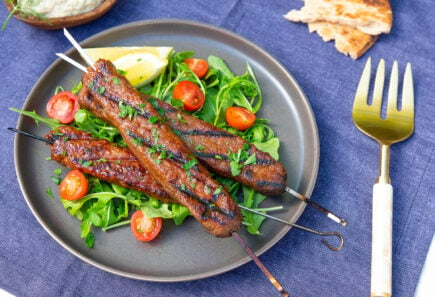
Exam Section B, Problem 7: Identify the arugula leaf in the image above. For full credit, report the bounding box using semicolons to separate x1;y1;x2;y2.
240;185;267;235
9;108;61;129
171;204;191;225
84;232;95;248
208;56;235;79
74;109;123;144
252;137;280;161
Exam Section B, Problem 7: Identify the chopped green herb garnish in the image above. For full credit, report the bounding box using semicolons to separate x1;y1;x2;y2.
152;127;159;143
50;176;61;185
117;69;127;76
182;159;198;170
177;113;187;124
148;116;159;124
72;81;83;94
227;146;257;176
80;160;93;167
132;137;143;146
118;101;137;120
46;187;54;199
214;186;222;195
159;150;167;160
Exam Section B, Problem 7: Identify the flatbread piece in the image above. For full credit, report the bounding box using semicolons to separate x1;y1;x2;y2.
285;0;393;35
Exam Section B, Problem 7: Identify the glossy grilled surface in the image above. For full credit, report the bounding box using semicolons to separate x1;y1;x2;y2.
80;59;241;237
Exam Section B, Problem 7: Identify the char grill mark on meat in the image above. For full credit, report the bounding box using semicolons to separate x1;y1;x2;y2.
80;59;241;237
46;126;173;204
124;130;191;167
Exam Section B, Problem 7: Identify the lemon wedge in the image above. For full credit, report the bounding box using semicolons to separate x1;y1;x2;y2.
85;46;173;87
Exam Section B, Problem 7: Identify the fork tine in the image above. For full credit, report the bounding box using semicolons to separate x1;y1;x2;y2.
372;59;385;112
353;57;372;108
386;61;399;114
402;63;414;117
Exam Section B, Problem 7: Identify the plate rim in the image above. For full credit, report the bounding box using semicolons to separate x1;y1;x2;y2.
13;18;320;282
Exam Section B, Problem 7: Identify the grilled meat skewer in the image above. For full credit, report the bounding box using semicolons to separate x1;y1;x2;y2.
81;59;241;237
79;87;287;197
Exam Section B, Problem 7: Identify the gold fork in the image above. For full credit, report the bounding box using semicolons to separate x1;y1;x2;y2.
352;58;414;297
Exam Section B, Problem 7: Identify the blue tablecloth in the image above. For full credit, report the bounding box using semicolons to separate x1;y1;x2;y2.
1;1;434;296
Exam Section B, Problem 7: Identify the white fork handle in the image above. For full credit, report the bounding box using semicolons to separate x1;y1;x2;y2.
371;183;393;297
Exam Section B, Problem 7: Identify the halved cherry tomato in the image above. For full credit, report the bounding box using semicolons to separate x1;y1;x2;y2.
183;58;209;78
59;170;88;201
225;107;256;131
46;91;79;124
130;210;162;242
173;80;205;111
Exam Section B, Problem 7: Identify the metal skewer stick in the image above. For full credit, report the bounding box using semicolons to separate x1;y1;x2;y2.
54;50;348;228
8;127;344;251
238;205;343;251
285;187;348;227
232;232;290;297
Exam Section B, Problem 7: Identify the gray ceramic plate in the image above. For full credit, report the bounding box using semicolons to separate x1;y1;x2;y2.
13;19;319;282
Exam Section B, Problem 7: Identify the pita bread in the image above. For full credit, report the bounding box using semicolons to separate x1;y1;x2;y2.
285;0;393;35
308;22;378;59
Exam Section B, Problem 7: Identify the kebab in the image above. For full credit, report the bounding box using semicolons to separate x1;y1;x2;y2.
77;70;347;226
